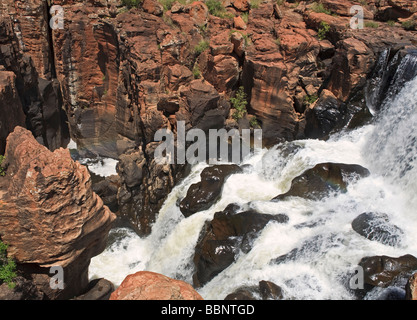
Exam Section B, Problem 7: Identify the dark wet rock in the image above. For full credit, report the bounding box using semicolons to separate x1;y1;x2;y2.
359;254;417;288
224;280;283;300
0;276;44;300
193;204;288;287
304;89;345;139
259;280;283;300
270;233;344;265
351;212;403;247
366;286;406;300
92;175;121;213
73;278;115;300
272;163;370;201
224;286;258;300
180;165;243;217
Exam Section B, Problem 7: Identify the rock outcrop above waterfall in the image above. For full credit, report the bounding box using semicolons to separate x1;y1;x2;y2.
193;203;288;287
179;164;243;217
272;162;370;201
109;271;203;300
0;127;116;300
0;16;69;154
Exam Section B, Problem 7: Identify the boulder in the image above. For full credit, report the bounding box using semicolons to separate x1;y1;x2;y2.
179;165;243;217
193;204;288;287
0;276;44;300
0;127;116;299
304;89;345;139
224;286;257;300
351;212;403;247
109;271;203;300
259;280;284;300
272;163;370;201
224;280;283;300
358;254;417;288
73;278;115;300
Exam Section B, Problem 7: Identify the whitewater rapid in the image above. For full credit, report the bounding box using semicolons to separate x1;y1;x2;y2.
88;64;417;300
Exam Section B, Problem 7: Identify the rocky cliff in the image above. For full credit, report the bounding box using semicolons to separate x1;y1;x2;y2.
1;0;416;236
0;127;116;299
0;1;417;300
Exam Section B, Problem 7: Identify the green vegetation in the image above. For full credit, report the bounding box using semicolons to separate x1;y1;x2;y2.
230;86;248;121
121;0;142;9
365;21;379;28
229;29;251;46
205;0;233;19
304;94;318;106
193;40;210;55
317;21;330;40
402;20;416;31
192;63;201;79
276;0;284;5
241;12;249;24
274;37;281;46
311;2;332;15
249;116;260;128
0;155;5;177
387;20;396;27
159;0;188;11
0;240;17;289
249;0;262;9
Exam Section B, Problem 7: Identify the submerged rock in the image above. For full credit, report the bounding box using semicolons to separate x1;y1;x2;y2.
224;280;283;300
193;204;288;287
179;165;243;217
272;162;370;201
351;212;403;247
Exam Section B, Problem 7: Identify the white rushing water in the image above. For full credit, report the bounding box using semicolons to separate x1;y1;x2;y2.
89;59;417;300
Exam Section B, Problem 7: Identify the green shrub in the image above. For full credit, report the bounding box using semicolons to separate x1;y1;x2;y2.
241;12;249;24
0;240;17;289
304;94;318;105
402;20;416;31
311;2;332;15
365;21;379;28
249;116;260;128
387;20;396;27
249;0;262;9
231;86;248;121
0;155;5;177
121;0;142;9
193;40;210;55
192;63;201;79
317;21;330;40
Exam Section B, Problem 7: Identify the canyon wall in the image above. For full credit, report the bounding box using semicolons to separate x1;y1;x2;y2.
1;0;416;236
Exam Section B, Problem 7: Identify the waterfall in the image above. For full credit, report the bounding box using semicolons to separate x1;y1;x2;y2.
89;53;417;300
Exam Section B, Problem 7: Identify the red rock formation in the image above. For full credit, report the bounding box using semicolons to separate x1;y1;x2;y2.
0;126;116;299
0;0;54;79
0;71;26;154
0;15;69;152
109;271;203;300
